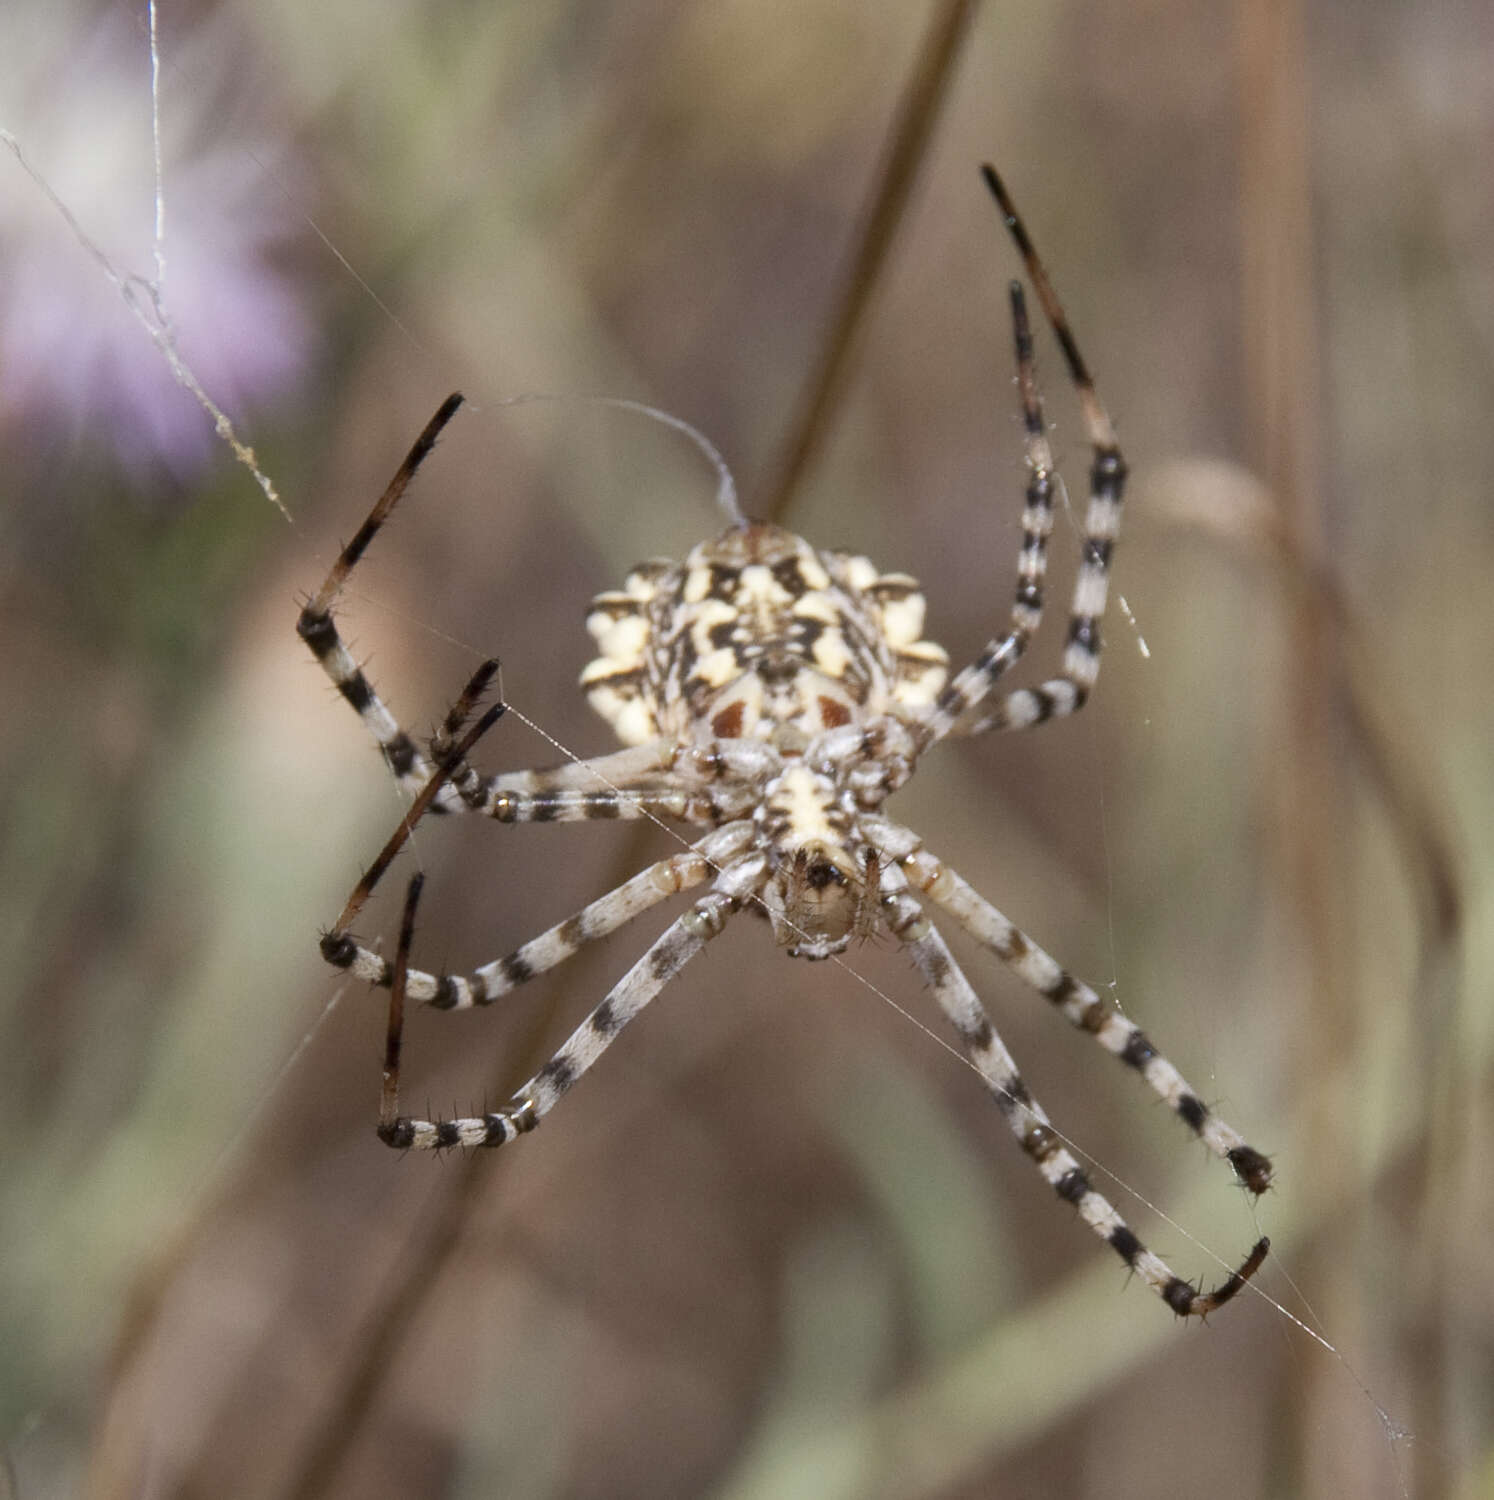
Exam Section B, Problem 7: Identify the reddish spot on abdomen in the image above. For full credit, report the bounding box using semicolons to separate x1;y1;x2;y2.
711;700;746;738
818;696;851;729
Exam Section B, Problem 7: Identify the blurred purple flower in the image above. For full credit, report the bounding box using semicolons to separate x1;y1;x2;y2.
0;10;315;482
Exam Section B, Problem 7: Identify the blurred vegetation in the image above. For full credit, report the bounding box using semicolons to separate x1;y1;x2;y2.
0;2;1489;1498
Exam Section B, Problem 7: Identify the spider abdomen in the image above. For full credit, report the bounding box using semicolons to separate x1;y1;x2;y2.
581;522;949;747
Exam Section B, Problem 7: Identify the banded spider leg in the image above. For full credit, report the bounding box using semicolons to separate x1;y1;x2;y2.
877;852;1267;1316
377;825;762;1149
924;164;1127;742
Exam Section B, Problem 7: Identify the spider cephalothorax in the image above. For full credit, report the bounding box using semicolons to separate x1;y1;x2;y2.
301;167;1271;1318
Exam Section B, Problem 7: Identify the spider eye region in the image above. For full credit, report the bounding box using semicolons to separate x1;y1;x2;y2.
803;857;847;891
770;840;869;958
756;762;873;956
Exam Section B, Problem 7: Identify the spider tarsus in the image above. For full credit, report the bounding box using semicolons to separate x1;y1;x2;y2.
1165;1235;1270;1319
979;163;1022;237
1007;283;1036;371
1228;1144;1274;1196
1209;1235;1271;1309
436;659;503;743
981;162;1105;416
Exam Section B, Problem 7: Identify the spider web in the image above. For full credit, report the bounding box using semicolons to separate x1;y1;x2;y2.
0;6;1433;1498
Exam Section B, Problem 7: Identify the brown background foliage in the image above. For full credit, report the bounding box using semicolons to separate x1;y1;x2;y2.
1;3;1488;1497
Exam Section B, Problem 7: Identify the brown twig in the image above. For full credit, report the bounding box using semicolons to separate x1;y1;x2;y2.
752;0;978;523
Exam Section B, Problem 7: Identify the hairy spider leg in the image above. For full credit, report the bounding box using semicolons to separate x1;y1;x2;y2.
929;165;1127;740
880;862;1268;1317
898;840;1272;1193
377;860;761;1150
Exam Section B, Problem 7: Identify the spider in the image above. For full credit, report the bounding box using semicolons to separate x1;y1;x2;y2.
299;165;1270;1318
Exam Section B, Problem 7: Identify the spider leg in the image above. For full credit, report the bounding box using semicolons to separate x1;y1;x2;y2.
897;841;1272;1194
380;870;424;1136
881;867;1268;1316
297;398;698;819
424;657;503;804
323;821;754;1008
921;278;1059;743
377;856;760;1150
476;784;695;823
469;738;776;825
330;685;506;936
481;740;677;794
298;394;481;809
926;167;1127;742
1003;280;1059;651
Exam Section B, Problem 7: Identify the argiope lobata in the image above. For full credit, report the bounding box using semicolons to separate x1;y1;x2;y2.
299;165;1270;1318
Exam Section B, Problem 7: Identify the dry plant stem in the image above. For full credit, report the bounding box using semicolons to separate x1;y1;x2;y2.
1292;555;1463;1500
1326;587;1464;1498
272;1159;483;1500
1193;503;1463;959
752;0;978;523
277;1148;491;1500
1237;6;1383;1497
1235;4;1463;1484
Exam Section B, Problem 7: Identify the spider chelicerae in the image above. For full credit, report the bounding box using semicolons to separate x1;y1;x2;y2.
299;165;1270;1318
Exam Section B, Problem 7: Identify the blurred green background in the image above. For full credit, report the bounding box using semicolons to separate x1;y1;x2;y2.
1;2;1489;1497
